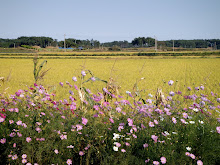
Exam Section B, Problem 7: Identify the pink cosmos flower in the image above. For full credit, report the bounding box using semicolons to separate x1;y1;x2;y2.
132;126;137;132
66;159;72;165
172;117;177;124
93;105;99;110
160;157;166;164
141;123;146;129
216;127;220;134
22;123;27;128
121;149;126;152
91;77;96;81
76;124;83;131
154;120;159;125
59;82;63;87
12;154;18;160
120;111;125;115
185;152;190;156
168;80;174;86
200;86;204;90
114;142;121;147
36;122;42;126
13;143;16;148
0;138;6;144
190;153;195;159
180;119;186;124
54;149;59;154
82;118;88;125
72;76;77;82
145;159;150;163
153;161;160;165
22;154;27;159
183;112;188;119
118;126;124;132
116;107;122;112
41;112;45;116
36;127;41;133
26;137;32;143
93;114;98;117
22;159;27;164
0;117;5;123
143;143;148;148
81;71;86;76
197;160;203;165
169;91;175;96
9;120;14;124
74;85;79;90
16;120;23;125
10;132;16;137
79;151;84;156
127;118;133;126
60;134;67;140
149;121;155;127
151;135;158;143
109;118;114;123
17;132;22;137
166;111;172;116
14;108;19;113
125;142;130;146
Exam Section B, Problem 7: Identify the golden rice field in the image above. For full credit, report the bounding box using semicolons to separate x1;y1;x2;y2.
1;58;220;99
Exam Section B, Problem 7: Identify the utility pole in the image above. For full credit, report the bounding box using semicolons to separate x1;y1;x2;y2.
64;34;66;52
154;36;157;51
173;40;174;52
14;43;15;49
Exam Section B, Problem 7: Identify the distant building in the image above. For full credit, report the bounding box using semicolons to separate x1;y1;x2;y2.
78;46;83;50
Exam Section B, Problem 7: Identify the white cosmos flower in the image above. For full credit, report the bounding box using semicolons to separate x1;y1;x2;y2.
193;108;199;112
67;145;74;148
159;116;164;121
172;132;178;135
198;120;204;124
189;121;195;124
113;133;120;140
113;146;118;151
186;147;192;151
164;131;170;135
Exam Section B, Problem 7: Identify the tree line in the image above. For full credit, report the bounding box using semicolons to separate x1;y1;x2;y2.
0;36;219;49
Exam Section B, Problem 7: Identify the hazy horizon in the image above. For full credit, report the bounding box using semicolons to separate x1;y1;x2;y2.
1;0;220;42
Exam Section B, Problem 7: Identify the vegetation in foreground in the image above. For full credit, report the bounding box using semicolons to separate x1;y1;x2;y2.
0;67;220;165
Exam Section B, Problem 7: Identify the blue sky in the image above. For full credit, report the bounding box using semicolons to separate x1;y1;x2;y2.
0;0;220;42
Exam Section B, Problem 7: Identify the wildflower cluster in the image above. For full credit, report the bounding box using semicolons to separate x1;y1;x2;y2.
0;75;220;164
